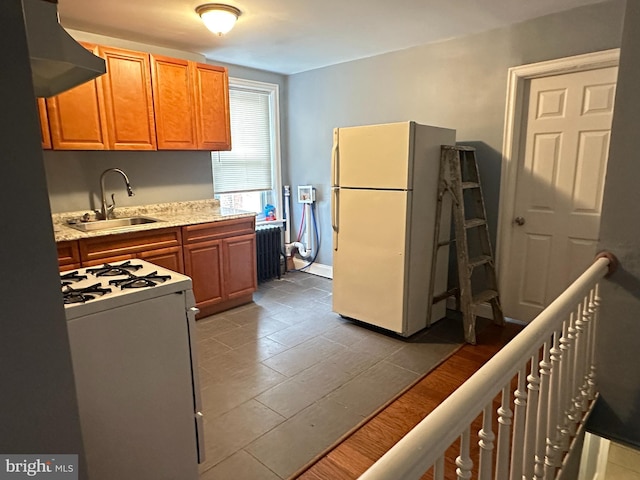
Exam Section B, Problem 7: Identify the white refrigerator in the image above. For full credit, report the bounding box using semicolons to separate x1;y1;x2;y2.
331;121;456;336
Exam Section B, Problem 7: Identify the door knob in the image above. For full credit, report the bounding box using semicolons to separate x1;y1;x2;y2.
514;216;525;226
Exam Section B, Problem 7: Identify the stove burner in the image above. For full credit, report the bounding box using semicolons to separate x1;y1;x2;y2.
85;261;143;277
60;271;88;283
62;283;112;304
108;271;171;289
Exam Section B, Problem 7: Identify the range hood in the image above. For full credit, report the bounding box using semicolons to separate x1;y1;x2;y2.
23;0;106;97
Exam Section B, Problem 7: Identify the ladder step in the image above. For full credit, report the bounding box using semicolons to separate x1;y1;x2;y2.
468;255;492;270
464;218;486;229
462;182;480;189
472;289;499;306
442;145;475;152
437;239;456;248
432;288;458;304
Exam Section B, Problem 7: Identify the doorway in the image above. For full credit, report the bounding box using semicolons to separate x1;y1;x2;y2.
496;50;619;322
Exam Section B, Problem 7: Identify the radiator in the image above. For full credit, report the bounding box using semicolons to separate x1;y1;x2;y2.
256;226;282;283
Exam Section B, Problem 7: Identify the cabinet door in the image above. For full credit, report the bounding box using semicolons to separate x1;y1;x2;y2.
192;63;231;151
138;246;184;273
46;42;109;150
99;46;157;150
184;239;224;310
223;233;257;300
58;240;81;271
151;55;197;150
37;98;52;149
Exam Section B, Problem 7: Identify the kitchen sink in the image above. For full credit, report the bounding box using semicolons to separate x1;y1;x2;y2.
67;216;163;232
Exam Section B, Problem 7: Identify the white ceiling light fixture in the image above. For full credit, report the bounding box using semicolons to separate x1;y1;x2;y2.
196;4;242;36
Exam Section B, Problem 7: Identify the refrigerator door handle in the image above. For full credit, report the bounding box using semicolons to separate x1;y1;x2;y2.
332;187;339;250
331;128;339;187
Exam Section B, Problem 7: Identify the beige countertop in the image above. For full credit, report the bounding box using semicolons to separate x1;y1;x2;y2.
52;199;256;242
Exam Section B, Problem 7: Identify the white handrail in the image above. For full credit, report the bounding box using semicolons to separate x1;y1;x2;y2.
359;255;613;480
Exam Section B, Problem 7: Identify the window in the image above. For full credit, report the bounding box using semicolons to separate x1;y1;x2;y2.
212;78;282;224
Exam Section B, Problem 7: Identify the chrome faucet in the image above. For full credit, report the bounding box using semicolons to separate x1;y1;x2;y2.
96;168;134;220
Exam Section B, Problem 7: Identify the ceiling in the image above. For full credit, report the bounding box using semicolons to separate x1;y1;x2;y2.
58;0;607;75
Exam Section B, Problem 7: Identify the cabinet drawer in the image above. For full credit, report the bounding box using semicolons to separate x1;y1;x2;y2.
182;217;255;244
79;227;182;263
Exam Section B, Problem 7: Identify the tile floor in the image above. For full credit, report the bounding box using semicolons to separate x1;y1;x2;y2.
195;271;467;479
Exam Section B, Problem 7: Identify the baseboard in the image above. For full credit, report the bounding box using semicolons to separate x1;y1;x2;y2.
290;258;333;278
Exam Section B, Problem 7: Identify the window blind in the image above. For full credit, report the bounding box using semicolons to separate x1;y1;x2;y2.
213;88;273;194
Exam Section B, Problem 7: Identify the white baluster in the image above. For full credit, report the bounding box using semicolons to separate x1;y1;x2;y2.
509;366;528;480
544;331;563;478
587;286;599;400
523;353;540;479
558;317;572;452
566;309;580;437
578;295;591;413
496;385;513;480
434;456;445;480
456;427;473;480
572;300;586;419
479;403;495;480
534;341;551;480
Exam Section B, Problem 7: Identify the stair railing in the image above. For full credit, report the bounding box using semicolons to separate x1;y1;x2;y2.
359;252;617;480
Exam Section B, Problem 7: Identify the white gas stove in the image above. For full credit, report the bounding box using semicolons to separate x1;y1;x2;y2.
61;259;193;319
61;260;204;480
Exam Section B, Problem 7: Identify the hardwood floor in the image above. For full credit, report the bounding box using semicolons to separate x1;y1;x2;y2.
296;322;523;480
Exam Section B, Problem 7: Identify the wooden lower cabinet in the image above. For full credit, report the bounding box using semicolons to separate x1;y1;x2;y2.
182;217;257;318
57;218;256;316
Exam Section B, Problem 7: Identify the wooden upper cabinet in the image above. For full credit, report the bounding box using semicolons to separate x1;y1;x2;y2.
193;63;231;151
46;42;109;150
98;46;157;150
37;98;52;149
151;55;198;150
40;42;230;152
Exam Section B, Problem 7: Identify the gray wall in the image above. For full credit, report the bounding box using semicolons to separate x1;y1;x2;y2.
0;0;86;473
286;0;625;267
45;31;287;214
589;0;640;447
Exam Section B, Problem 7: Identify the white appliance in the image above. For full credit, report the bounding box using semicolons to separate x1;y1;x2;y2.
62;260;204;480
331;121;456;336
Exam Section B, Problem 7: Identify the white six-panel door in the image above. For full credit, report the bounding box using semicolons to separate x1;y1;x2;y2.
502;66;617;322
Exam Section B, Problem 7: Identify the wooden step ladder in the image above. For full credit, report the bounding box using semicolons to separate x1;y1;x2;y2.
428;145;504;344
